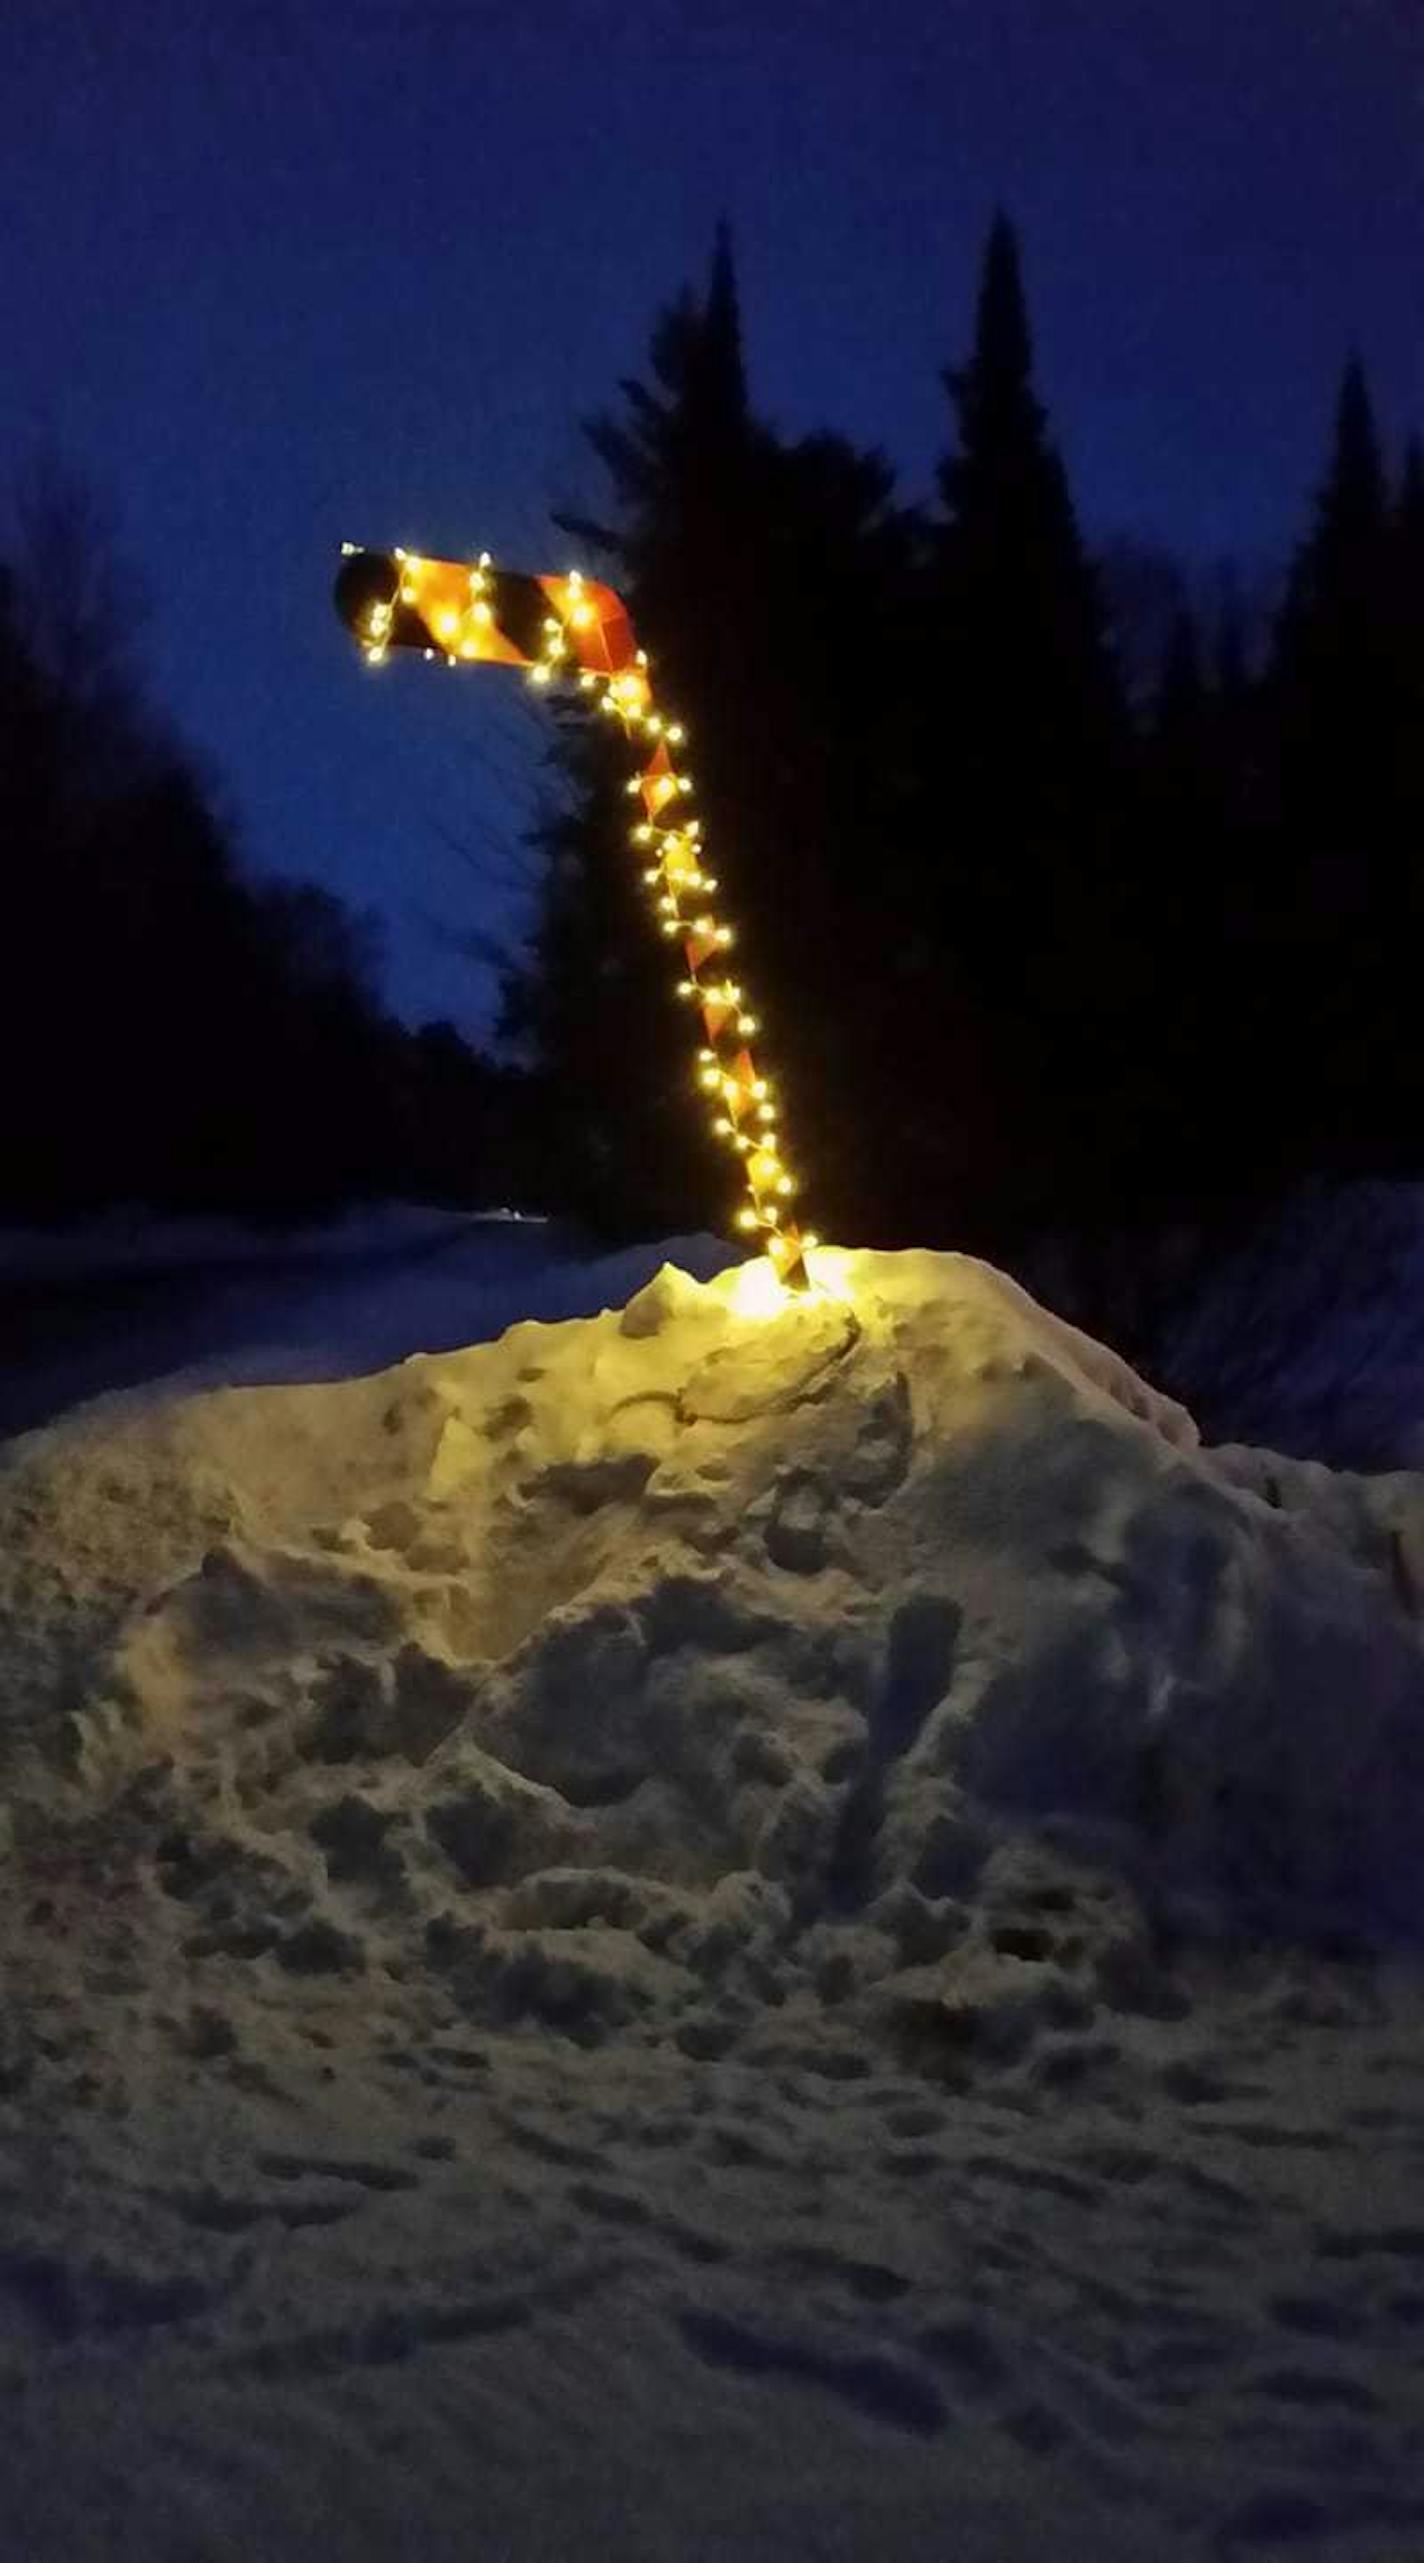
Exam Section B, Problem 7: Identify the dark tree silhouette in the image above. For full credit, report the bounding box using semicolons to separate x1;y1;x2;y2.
507;225;923;1246
1266;358;1416;1169
917;212;1131;1241
0;466;516;1224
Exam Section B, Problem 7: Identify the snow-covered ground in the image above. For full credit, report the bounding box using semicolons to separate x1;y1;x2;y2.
3;1239;1424;2559
8;1176;1424;1465
0;1208;738;1443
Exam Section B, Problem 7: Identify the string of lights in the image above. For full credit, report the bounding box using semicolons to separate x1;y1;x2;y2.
334;541;813;1291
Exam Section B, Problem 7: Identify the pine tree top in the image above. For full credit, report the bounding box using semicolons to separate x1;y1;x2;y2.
560;222;753;565
1399;433;1424;535
932;212;1113;725
939;212;1051;497
1277;354;1390;663
1317;354;1387;551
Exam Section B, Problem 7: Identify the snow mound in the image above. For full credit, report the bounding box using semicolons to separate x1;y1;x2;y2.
4;1244;1424;2067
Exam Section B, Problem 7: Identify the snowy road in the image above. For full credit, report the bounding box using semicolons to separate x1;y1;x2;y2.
0;1212;735;1444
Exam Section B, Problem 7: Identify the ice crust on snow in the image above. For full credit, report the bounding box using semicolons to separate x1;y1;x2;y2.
4;1242;1423;1981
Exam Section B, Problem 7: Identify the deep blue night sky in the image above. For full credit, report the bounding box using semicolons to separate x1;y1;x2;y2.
3;0;1420;1038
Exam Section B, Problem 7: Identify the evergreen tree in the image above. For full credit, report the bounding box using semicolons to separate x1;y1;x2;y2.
508;229;924;1247
1132;605;1259;1204
1268;358;1415;1168
0;476;513;1221
1152;608;1206;764
934;216;1114;743
1398;436;1424;587
921;212;1129;1239
1274;357;1391;776
504;225;761;1240
1389;434;1424;1046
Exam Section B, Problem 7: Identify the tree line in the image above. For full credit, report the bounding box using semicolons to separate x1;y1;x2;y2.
0;469;525;1225
4;217;1419;1306
504;216;1424;1323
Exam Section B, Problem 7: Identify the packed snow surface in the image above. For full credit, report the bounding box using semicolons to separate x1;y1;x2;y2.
4;1245;1424;2560
0;1203;736;1439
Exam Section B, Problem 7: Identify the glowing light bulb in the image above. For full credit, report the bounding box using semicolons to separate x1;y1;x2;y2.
729;1258;789;1317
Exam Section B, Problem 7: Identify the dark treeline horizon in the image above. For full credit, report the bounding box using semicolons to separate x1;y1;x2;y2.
505;212;1424;1339
0;464;534;1229
2;212;1420;1352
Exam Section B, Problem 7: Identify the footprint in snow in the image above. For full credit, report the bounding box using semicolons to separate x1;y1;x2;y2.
0;2244;215;2340
254;2150;421;2194
165;2183;360;2232
676;2303;947;2438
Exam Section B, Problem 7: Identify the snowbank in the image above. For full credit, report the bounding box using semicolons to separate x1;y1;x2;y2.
5;1244;1422;1976
7;1246;1424;2562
